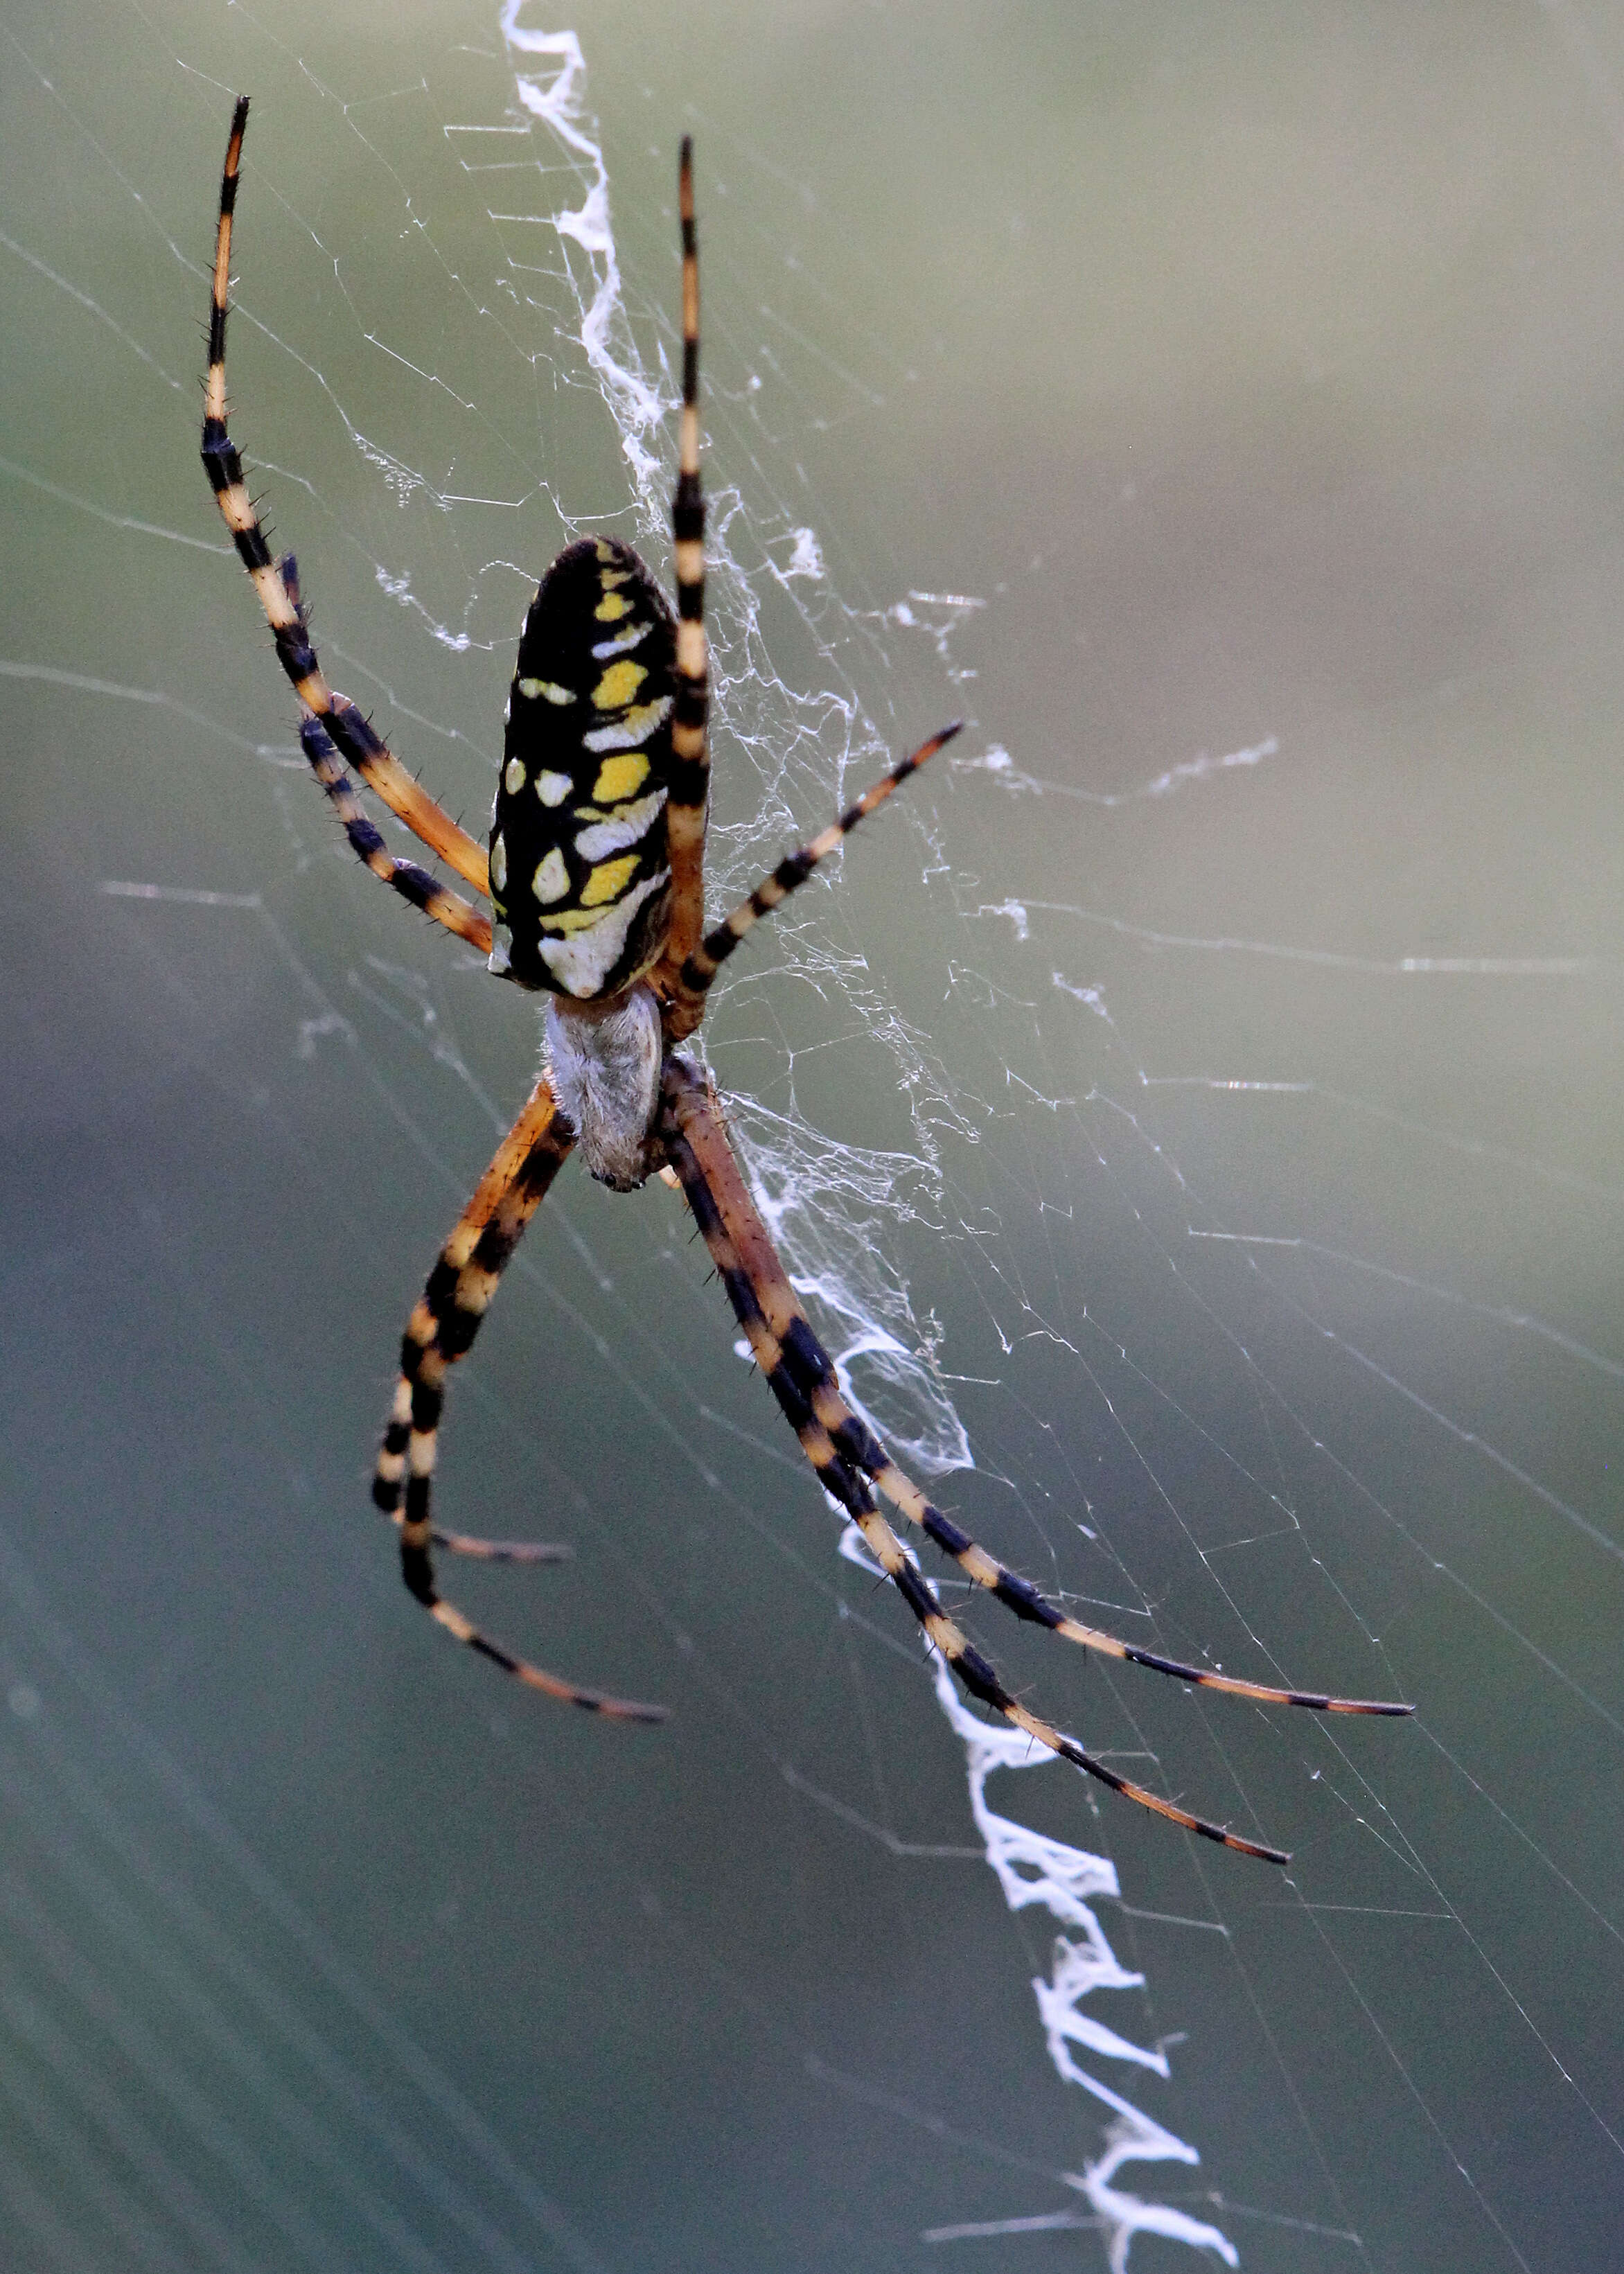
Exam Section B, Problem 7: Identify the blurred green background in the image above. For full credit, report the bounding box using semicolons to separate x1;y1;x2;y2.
2;3;1621;2269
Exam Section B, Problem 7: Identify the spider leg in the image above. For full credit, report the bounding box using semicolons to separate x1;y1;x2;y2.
372;1071;667;1722
669;723;963;1023
660;1059;1289;1865
655;1055;1409;1716
201;98;491;897
294;711;491;951
866;1448;1411;1714
278;565;491;949
652;137;712;1036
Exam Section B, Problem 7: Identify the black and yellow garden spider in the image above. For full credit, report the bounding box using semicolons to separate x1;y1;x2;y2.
202;98;1411;1866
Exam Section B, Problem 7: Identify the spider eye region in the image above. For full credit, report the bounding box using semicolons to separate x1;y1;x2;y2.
488;537;677;1001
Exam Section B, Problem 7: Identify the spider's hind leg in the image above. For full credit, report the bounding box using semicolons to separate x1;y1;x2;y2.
372;1070;667;1722
658;1057;1408;1717
660;1057;1295;1862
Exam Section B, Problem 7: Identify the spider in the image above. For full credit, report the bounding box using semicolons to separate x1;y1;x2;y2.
202;98;1411;1867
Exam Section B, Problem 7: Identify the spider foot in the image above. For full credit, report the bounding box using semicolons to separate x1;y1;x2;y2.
396;1526;667;1722
430;1528;573;1565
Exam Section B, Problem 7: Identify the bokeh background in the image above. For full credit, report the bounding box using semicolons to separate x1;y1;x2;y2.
2;4;1621;2270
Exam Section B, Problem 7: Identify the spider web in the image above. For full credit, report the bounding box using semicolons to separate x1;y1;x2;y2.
1;4;1621;2271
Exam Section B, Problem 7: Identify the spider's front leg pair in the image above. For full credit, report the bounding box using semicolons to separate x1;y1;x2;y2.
202;98;495;957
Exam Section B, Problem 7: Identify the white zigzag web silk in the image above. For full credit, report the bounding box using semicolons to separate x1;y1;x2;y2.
6;1;1621;2264
927;1646;1236;2271
499;16;1243;2250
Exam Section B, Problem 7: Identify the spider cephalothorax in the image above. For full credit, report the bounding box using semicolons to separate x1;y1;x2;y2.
202;96;1411;1864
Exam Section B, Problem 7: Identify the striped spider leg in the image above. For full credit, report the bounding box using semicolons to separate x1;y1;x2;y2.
651;136;712;1034
202;96;491;918
659;1060;1413;1865
660;1068;1269;1861
371;1071;665;1722
280;558;493;950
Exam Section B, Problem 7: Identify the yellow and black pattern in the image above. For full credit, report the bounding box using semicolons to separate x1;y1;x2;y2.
202;97;491;899
488;539;678;998
371;1073;667;1722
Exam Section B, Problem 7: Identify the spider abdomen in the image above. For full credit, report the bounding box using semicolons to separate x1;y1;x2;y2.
488;536;678;1000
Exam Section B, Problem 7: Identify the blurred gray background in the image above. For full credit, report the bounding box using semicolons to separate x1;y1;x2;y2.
1;3;1621;2270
